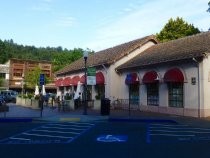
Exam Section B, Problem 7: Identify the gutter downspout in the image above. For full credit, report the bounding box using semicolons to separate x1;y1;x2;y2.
192;58;200;118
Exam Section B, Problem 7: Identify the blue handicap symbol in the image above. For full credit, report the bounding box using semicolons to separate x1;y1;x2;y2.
96;135;128;142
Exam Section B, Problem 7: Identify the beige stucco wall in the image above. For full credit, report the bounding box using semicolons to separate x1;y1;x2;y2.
56;40;156;102
118;61;203;117
106;41;156;102
201;56;210;117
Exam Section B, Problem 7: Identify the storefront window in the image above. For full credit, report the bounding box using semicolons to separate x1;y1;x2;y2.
129;84;139;105
0;73;6;78
168;83;183;108
147;83;159;106
87;85;92;100
95;85;105;99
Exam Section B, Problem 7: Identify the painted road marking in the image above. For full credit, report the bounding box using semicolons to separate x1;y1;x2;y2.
41;126;86;130
60;118;80;122
97;135;128;142
32;129;80;134
22;132;74;139
0;122;94;144
147;123;210;143
46;123;91;128
10;137;31;141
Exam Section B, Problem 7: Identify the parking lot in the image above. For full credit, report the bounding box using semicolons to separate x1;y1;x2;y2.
2;104;210;157
147;123;210;143
1;118;210;158
0;122;95;144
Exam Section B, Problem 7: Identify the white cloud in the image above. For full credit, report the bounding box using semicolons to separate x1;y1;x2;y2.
55;16;76;28
43;0;52;2
85;0;210;51
31;2;52;12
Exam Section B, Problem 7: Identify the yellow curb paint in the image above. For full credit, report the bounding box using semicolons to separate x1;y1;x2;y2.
60;118;81;122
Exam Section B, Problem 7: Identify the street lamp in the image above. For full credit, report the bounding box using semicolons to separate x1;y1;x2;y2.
83;51;88;115
21;74;24;98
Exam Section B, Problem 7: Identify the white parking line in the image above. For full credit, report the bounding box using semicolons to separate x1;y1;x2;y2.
47;124;91;128
150;129;210;134
32;129;80;134
148;123;210;143
10;137;31;141
150;133;195;137
65;122;95;126
149;126;210;131
22;132;73;139
0;122;95;144
41;126;86;130
150;124;188;127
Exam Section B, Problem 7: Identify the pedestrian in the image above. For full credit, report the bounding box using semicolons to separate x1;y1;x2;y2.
51;95;55;109
57;96;61;112
39;94;44;117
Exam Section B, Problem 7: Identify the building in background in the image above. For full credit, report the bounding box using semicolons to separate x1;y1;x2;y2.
2;58;56;93
0;64;9;90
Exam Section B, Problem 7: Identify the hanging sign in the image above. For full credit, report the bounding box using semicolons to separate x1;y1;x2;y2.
87;67;96;85
39;74;45;86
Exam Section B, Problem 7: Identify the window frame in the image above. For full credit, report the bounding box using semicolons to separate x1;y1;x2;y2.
168;82;184;108
146;83;159;106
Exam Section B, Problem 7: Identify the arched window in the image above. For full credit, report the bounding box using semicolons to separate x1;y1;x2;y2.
164;68;184;108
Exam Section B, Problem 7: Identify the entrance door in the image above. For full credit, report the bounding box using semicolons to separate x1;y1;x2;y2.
129;84;139;107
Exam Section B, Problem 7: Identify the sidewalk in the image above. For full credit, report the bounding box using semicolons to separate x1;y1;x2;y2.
2;103;210;128
0;103;109;122
110;109;210;128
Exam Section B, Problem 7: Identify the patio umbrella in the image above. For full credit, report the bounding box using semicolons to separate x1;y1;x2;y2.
35;85;39;95
74;81;83;100
41;85;46;95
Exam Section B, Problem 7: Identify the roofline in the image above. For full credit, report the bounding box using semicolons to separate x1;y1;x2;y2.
9;58;51;64
116;55;204;72
56;63;109;76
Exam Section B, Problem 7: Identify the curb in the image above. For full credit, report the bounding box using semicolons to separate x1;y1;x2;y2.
109;117;177;123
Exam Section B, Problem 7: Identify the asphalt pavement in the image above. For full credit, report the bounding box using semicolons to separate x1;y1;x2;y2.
1;104;210;158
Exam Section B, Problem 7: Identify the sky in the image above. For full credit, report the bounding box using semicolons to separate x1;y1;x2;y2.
0;0;209;52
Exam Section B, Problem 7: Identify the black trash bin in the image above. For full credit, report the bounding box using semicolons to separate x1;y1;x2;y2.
101;98;110;115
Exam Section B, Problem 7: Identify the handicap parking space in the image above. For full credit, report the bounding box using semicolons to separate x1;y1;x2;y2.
146;123;210;144
0;122;95;144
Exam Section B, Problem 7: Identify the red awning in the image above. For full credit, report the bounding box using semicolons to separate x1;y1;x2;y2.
55;78;63;87
164;68;184;82
62;77;71;86
96;72;105;84
142;71;159;84
72;76;80;85
80;75;85;84
125;73;139;85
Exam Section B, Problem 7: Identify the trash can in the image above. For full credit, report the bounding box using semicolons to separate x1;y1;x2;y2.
101;98;110;115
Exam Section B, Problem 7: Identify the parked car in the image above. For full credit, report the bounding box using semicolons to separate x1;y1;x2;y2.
0;95;6;106
0;90;17;103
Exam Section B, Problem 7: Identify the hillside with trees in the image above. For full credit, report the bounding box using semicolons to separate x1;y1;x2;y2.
0;39;93;72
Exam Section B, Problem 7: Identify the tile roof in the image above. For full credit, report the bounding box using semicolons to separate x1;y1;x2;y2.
116;31;210;71
55;35;157;75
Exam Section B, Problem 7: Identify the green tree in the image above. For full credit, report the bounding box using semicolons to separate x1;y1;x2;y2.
0;77;3;87
156;17;200;42
24;66;49;89
207;1;210;12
